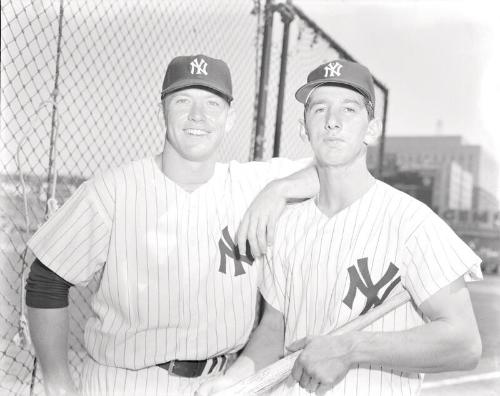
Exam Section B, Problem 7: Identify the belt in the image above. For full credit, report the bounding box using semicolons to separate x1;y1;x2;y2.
157;355;231;378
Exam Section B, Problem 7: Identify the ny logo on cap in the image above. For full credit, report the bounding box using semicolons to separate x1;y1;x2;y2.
324;62;343;78
190;58;208;75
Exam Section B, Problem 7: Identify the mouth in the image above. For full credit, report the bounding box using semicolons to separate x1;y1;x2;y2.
184;128;211;136
324;138;344;144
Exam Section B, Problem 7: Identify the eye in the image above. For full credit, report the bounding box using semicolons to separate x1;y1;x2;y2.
313;106;326;114
175;97;190;105
207;100;221;107
344;107;356;113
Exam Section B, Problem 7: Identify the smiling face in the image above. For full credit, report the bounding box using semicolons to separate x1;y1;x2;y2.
162;87;233;162
304;85;378;167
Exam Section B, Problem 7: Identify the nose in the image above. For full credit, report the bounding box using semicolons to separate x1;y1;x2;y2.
325;109;341;132
188;101;205;122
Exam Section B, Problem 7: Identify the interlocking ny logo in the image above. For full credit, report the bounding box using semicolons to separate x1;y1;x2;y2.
190;58;208;75
343;257;401;315
324;61;343;78
218;226;254;276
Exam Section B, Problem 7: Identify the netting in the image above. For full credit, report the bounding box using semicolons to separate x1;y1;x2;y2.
1;0;264;394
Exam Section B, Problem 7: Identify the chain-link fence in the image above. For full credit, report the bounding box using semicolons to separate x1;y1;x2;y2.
1;1;388;394
1;0;265;394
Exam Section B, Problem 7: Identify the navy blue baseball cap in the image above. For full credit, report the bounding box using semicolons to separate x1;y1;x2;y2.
161;54;233;102
296;59;375;108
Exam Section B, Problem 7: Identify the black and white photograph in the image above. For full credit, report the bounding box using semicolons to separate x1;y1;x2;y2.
1;1;499;395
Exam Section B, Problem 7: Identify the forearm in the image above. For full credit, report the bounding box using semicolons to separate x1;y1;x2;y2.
349;319;482;373
270;165;319;202
238;164;320;256
196;314;284;396
227;323;283;380
27;307;77;394
226;302;284;381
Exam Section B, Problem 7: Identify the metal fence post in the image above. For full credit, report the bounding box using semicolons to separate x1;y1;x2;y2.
272;2;294;158
377;91;389;177
252;0;274;160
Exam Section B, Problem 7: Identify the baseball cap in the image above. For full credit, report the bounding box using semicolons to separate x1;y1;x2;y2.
161;54;233;102
295;59;375;107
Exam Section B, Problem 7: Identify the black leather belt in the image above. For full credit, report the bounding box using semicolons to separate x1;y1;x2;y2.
157;355;229;378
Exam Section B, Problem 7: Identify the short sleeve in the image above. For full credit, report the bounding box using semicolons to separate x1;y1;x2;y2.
27;180;112;286
401;212;482;306
231;157;312;191
263;157;312;181
259;248;287;313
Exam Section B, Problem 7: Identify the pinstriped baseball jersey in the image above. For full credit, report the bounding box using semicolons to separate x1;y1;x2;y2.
27;156;306;371
260;180;482;396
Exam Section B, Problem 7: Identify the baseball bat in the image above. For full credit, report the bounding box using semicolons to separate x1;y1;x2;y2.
215;290;411;395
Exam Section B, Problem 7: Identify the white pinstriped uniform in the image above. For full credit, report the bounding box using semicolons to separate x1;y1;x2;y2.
260;180;482;396
28;156;305;396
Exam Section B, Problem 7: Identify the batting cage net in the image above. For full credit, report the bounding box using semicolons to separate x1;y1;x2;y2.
1;1;387;394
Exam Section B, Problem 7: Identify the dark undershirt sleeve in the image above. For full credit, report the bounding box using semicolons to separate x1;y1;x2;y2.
25;258;74;308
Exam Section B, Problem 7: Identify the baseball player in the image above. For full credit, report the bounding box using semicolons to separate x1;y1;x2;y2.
197;59;482;396
25;54;319;396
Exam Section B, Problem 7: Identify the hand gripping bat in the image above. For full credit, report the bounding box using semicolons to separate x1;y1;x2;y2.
215;290;411;395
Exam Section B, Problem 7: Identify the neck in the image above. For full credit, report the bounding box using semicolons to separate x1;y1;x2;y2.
156;143;216;191
316;152;375;217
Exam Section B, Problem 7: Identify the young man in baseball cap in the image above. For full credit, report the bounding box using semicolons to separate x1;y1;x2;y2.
25;54;319;395
198;59;482;396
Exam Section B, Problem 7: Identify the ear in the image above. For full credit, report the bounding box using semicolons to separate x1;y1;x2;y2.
158;102;166;128
160;99;169;128
224;105;236;133
298;118;309;142
364;118;382;145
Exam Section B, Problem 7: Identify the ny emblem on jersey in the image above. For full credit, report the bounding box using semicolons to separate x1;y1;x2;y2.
190;58;208;75
343;257;401;315
218;226;254;276
324;61;343;78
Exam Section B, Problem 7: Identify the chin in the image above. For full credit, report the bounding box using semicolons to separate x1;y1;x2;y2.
316;153;345;166
182;150;216;162
321;157;357;168
319;148;362;167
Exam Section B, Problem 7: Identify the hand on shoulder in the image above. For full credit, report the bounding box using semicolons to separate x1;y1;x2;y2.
237;180;287;258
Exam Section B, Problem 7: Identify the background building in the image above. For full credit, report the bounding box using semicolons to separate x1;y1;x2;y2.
367;135;499;213
368;135;499;274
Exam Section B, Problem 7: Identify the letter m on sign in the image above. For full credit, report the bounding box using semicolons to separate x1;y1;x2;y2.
343;257;401;315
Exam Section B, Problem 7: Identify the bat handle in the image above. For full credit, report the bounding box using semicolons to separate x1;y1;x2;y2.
214;352;299;395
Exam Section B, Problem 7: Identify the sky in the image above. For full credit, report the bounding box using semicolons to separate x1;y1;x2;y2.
295;0;500;198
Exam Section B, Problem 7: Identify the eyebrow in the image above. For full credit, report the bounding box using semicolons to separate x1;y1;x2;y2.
169;91;225;103
343;99;363;106
169;92;190;99
307;98;363;108
307;99;324;108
